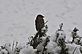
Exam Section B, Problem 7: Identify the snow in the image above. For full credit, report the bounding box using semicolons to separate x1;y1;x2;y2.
19;44;37;54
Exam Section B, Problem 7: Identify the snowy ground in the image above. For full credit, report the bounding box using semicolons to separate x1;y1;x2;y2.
0;0;82;45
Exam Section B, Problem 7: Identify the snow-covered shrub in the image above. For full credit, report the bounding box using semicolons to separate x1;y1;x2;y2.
35;36;50;54
55;29;66;43
19;44;37;54
46;40;60;54
79;38;82;46
66;43;81;54
4;43;14;54
0;48;8;54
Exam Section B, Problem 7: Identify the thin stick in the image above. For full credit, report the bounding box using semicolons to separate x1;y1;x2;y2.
73;47;77;54
12;41;14;51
